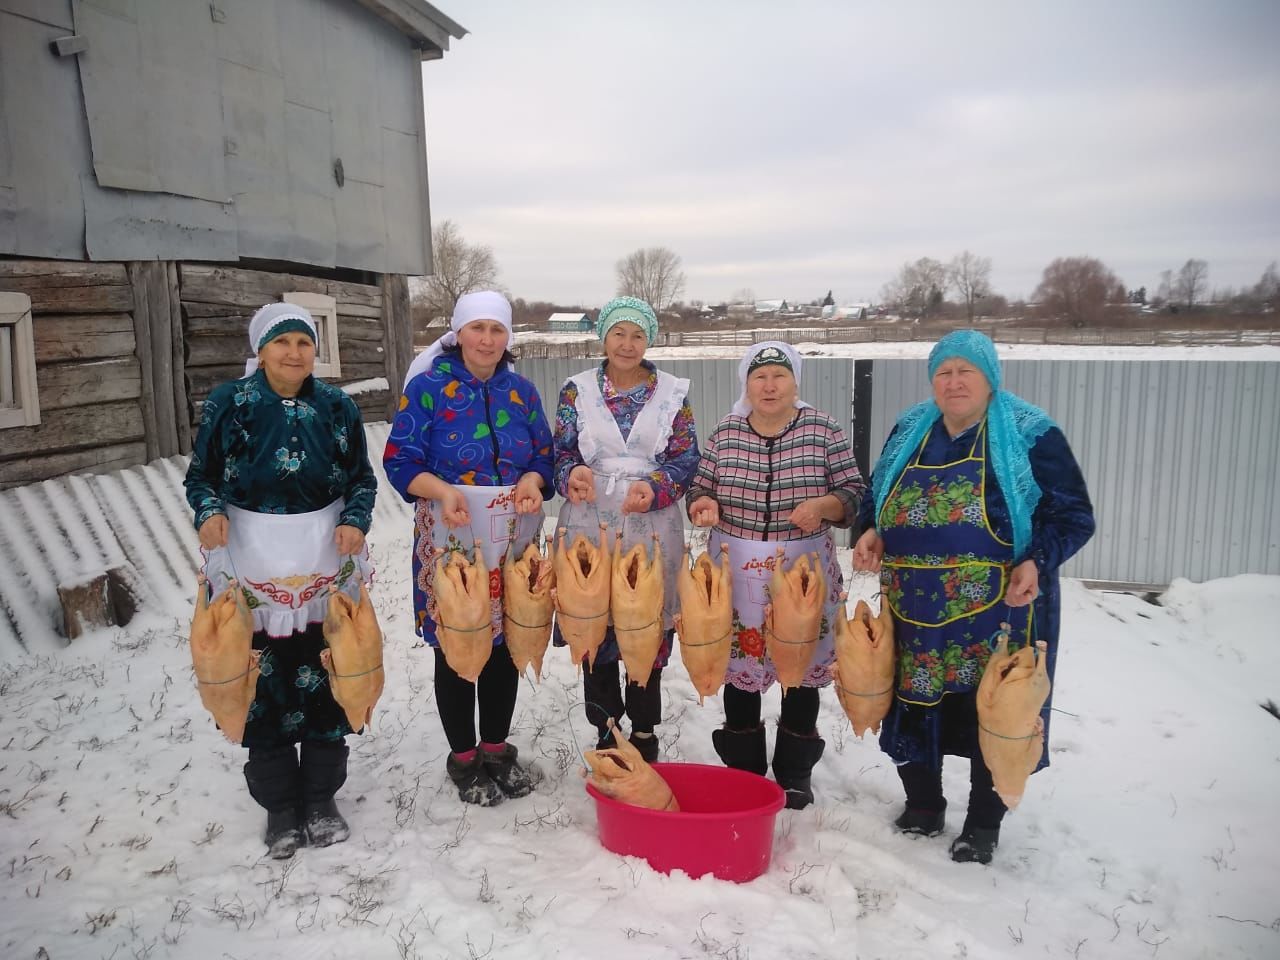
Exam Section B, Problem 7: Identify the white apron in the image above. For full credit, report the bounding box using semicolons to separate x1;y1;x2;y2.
203;499;372;638
417;484;544;642
559;369;690;630
709;528;844;693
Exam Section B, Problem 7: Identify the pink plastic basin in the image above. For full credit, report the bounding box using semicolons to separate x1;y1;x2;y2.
585;762;786;882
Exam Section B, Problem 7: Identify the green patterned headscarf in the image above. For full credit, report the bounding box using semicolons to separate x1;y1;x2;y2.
596;296;658;345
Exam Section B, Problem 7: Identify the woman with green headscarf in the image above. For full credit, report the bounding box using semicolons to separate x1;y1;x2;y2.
553;296;700;763
854;330;1094;864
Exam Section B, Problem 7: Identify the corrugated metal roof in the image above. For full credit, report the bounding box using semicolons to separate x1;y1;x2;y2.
0;423;412;656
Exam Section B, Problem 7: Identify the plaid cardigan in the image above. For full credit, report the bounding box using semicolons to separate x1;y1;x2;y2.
686;408;865;540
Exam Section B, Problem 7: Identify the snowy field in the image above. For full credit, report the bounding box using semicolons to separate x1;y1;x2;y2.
2;495;1279;960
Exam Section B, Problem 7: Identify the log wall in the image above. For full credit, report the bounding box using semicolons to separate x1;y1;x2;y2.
1;258;402;489
179;264;396;428
0;260;147;487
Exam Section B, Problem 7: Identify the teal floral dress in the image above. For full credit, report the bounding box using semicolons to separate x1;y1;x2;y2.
185;369;377;747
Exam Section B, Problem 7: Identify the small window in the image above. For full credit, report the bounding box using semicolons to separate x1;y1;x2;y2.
282;291;342;379
0;291;40;429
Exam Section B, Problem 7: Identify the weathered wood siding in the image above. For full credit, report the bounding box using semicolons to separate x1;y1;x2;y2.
0;260;146;487
179;264;395;427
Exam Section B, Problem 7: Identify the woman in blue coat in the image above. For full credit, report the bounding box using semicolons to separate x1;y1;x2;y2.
384;291;554;806
854;330;1094;864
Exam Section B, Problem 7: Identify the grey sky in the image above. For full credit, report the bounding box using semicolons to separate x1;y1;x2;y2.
420;1;1279;307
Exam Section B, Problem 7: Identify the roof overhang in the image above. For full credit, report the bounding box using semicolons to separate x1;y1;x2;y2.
352;0;467;60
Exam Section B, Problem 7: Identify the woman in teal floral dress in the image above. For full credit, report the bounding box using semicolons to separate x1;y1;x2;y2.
854;331;1094;864
185;302;377;860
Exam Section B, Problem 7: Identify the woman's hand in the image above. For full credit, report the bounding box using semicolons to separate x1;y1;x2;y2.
198;514;229;550
439;487;472;528
1006;559;1039;607
852;528;884;572
334;524;366;556
789;498;827;534
566;464;595;504
622;481;654;514
689;496;719;528
514;472;544;514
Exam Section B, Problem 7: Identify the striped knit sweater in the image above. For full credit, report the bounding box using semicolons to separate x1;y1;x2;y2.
686;408;865;540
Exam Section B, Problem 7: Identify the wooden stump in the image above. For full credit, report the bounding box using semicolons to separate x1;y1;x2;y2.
57;566;140;640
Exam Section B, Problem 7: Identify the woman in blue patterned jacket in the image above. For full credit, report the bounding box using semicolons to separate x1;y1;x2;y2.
854;330;1094;865
384;291;554;806
185;302;377;860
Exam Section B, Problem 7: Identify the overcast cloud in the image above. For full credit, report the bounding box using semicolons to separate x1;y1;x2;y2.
420;1;1280;306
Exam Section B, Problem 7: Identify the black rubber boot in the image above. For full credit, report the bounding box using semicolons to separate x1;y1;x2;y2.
711;724;768;776
244;745;303;859
480;743;537;798
300;740;350;848
772;727;826;810
950;826;1000;864
446;751;505;806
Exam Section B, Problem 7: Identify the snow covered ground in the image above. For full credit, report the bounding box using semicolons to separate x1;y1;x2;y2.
2;487;1278;960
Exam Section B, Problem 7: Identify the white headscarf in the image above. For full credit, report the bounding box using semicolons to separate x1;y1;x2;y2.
402;290;513;390
244;302;318;376
731;340;813;416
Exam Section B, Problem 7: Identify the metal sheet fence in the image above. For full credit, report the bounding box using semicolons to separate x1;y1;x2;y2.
868;359;1280;585
518;358;855;449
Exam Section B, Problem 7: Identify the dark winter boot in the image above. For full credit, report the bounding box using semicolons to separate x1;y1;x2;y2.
772;727;826;810
894;805;947;836
300;740;350;847
711;724;768;776
480;743;538;798
950;826;1000;864
244;745;303;859
446;751;505;806
628;731;660;764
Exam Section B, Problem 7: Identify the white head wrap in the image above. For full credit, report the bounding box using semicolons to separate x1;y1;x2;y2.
402;290;513;390
731;340;813;416
244;302;318;376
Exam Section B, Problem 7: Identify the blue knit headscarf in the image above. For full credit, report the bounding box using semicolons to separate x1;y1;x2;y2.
597;296;658;345
870;330;1056;560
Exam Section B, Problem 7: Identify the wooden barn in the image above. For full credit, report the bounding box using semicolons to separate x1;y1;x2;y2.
0;0;466;489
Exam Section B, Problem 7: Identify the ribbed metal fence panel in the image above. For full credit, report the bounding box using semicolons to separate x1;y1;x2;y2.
519;358;855;453
869;358;1280;585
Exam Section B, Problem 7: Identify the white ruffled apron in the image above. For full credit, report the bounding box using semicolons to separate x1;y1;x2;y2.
203;499;371;638
559;369;689;630
710;528;844;693
419;484;544;641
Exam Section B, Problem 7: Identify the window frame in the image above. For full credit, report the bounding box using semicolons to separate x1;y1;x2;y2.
0;291;41;430
282;291;342;379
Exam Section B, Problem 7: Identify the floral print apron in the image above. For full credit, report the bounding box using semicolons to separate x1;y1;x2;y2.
710;529;844;693
877;421;1023;707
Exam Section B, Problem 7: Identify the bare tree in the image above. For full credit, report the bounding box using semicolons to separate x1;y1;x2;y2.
948;251;993;322
1172;258;1209;309
1032;256;1125;328
615;247;686;311
415;220;501;321
881;257;949;318
730;288;756;306
1255;261;1278;303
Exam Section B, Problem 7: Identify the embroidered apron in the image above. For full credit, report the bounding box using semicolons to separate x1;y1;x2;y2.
876;420;1034;764
416;484;544;647
204;499;371;639
710;528;843;693
559;369;689;635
